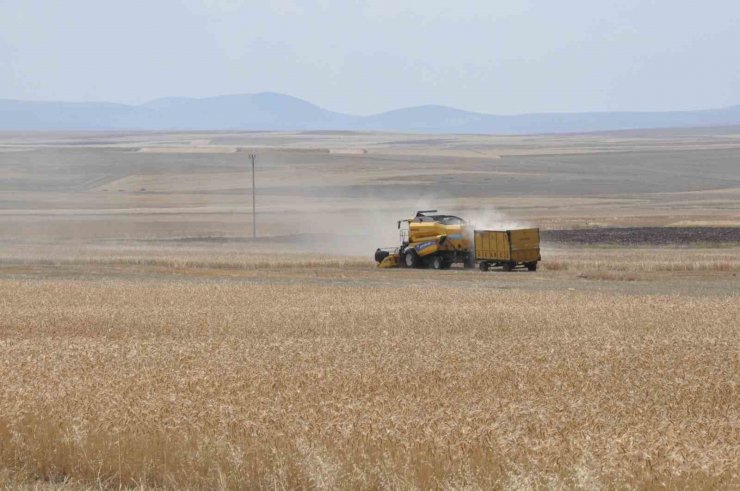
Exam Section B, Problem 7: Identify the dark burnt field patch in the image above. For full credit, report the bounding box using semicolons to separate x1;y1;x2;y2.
543;227;740;246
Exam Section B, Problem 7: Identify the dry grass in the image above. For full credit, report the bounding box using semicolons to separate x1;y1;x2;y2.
542;247;740;273
2;244;738;276
0;245;371;271
575;271;641;281
0;275;738;489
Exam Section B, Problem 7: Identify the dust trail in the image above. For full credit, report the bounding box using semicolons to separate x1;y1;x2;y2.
458;207;532;231
289;195;532;258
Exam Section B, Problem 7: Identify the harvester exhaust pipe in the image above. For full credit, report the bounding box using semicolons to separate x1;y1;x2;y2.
415;210;437;217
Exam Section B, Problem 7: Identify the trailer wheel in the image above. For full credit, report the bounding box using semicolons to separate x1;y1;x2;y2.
404;250;420;268
526;262;538;271
502;261;515;272
479;261;489;272
431;255;445;270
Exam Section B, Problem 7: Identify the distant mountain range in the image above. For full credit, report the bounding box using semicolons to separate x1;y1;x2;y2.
1;92;739;134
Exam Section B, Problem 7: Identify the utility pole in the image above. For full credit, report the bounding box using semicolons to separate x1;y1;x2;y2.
249;153;256;238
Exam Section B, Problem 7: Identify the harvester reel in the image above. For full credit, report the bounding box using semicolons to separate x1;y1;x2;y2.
374;249;390;263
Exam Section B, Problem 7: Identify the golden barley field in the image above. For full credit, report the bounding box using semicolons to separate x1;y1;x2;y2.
1;131;739;489
0;248;738;489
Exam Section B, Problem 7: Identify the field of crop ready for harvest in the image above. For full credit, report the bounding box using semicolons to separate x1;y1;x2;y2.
0;260;737;489
1;130;738;489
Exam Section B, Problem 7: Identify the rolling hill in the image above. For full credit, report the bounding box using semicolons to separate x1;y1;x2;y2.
1;92;739;134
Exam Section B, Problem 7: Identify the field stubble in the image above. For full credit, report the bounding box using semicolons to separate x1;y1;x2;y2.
0;243;738;274
0;246;738;489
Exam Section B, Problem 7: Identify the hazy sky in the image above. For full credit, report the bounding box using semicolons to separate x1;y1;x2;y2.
1;0;738;114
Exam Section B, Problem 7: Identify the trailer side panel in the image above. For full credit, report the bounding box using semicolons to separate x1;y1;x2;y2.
474;230;510;261
509;228;541;263
475;228;540;263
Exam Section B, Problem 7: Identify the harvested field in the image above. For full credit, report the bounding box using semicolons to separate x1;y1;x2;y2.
137;146;237;154
543;227;740;246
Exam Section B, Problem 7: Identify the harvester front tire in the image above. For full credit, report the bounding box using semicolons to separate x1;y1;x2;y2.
404;250;420;268
431;255;445;270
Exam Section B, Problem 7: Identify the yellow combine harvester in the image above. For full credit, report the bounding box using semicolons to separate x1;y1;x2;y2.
374;210;540;271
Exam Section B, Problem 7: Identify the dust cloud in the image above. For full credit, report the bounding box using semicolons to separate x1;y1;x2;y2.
460;207;532;231
286;195;530;258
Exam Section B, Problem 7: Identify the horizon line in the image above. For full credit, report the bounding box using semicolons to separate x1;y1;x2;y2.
1;92;737;118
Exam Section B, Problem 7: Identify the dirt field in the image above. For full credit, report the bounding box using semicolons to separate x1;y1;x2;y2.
543;227;740;246
0;130;738;489
1;127;739;246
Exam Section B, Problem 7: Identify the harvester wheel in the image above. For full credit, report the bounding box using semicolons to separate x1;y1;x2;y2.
479;261;489;272
404;250;420;268
502;261;515;272
526;262;538;271
431;255;445;270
